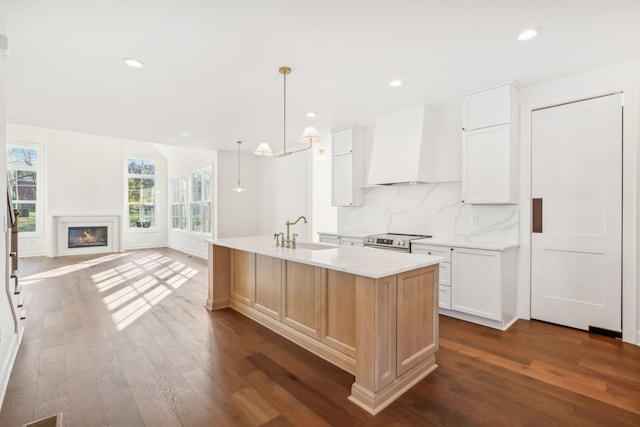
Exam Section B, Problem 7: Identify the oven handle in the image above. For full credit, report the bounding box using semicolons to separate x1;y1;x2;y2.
363;244;410;253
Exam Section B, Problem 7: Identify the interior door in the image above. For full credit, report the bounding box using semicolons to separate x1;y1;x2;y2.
531;93;622;333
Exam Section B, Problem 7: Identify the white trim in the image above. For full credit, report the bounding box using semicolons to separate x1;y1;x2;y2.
0;336;19;410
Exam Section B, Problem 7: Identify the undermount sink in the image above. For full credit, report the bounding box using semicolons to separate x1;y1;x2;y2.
294;242;336;250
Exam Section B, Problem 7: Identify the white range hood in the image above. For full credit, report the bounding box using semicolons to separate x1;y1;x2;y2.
367;105;438;185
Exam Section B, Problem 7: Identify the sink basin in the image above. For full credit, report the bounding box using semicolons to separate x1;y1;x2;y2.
294;242;336;250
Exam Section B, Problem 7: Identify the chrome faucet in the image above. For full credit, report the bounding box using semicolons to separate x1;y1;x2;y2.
283;215;307;248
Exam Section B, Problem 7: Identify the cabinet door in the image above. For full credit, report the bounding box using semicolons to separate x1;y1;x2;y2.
283;261;322;339
321;270;356;357
231;250;255;305
462;84;513;131
451;248;501;320
332;127;354;156
332;154;354;206
462;124;516;204
254;255;282;320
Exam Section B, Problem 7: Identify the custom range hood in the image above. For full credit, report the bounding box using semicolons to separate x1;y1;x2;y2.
368;105;438;185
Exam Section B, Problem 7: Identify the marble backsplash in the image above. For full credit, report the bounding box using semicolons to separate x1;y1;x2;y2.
338;182;519;243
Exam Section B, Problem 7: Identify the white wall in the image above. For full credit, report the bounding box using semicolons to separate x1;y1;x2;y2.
311;136;336;241
259;151;312;241
7;124;168;255
217;150;260;238
0;13;20;408
518;58;639;345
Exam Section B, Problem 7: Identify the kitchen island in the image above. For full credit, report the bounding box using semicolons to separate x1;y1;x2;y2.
206;236;442;414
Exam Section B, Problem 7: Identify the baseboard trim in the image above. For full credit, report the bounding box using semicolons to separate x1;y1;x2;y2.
439;309;518;331
0;335;19;410
166;243;207;260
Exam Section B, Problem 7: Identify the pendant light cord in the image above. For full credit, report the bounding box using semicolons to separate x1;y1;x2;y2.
283;71;287;154
237;140;241;187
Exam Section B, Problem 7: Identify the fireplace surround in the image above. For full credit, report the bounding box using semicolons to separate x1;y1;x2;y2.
53;215;121;256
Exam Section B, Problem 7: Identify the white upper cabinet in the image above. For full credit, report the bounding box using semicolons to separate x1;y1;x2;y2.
461;82;519;204
331;126;365;206
462;83;519;131
332;126;354;156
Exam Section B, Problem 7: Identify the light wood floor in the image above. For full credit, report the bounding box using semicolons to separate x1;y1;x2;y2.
1;248;639;426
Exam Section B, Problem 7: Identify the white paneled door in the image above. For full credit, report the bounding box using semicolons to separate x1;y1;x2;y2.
531;93;622;333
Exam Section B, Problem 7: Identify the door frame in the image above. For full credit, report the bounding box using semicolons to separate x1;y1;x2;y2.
518;62;639;345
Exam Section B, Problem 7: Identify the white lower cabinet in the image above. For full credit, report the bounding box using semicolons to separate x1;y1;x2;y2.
412;242;518;329
451;248;501;320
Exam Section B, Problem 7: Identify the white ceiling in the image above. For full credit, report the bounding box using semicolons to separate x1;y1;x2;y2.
2;0;640;153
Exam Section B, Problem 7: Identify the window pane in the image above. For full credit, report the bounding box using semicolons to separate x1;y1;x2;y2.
180;176;187;202
128;178;141;203
128;159;155;175
191;171;202;202
141;179;155;203
172;178;180;203
204;168;212;201
191;203;202;217
16;203;36;232
16;171;37;185
8;148;38;167
16;185;37;201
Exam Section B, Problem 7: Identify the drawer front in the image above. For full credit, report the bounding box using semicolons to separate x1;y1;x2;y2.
340;237;363;247
439;262;451;286
439;285;451;310
411;245;452;262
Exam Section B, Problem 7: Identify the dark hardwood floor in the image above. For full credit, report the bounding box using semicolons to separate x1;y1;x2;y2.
1;248;639;426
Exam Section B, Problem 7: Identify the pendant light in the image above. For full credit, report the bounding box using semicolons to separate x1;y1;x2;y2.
232;140;246;193
254;66;321;158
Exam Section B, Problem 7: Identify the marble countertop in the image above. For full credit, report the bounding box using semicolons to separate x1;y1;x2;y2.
209;236;442;279
411;238;519;251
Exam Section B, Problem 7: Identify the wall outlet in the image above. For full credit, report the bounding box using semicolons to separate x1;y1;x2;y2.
470;213;478;224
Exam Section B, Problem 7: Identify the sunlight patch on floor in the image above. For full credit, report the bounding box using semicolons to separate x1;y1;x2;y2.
80;251;204;331
23;252;131;282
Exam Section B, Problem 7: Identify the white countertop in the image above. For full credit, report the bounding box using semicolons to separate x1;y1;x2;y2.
209;236;442;279
411;238;519;251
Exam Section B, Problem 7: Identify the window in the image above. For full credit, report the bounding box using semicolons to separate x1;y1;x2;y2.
170;166;212;235
171;175;187;230
7;144;41;233
127;158;156;229
190;167;213;233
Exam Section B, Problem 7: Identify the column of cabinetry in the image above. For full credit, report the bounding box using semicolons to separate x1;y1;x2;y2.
332;126;365;206
461;82;519;204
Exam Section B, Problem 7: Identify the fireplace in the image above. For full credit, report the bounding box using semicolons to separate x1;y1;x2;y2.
53;215;121;256
68;226;108;248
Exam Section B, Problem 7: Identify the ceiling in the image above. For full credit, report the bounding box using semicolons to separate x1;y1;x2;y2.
2;0;640;153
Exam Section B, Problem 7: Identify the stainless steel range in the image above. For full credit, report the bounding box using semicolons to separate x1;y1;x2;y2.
363;233;432;253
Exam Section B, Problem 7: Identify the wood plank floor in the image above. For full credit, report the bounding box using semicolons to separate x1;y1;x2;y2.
1;248;639;426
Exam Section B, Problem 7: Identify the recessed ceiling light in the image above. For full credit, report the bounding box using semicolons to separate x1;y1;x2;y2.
517;29;539;41
123;58;145;68
389;79;403;88
306;112;317;118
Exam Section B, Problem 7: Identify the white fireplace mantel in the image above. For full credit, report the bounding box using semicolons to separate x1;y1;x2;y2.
52;215;122;256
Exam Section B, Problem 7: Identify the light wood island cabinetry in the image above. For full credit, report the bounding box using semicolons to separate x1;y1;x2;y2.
206;236;441;415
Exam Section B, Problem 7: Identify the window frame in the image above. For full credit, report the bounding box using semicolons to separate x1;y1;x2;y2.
7;142;44;236
170;165;213;236
126;157;158;232
170;174;187;231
